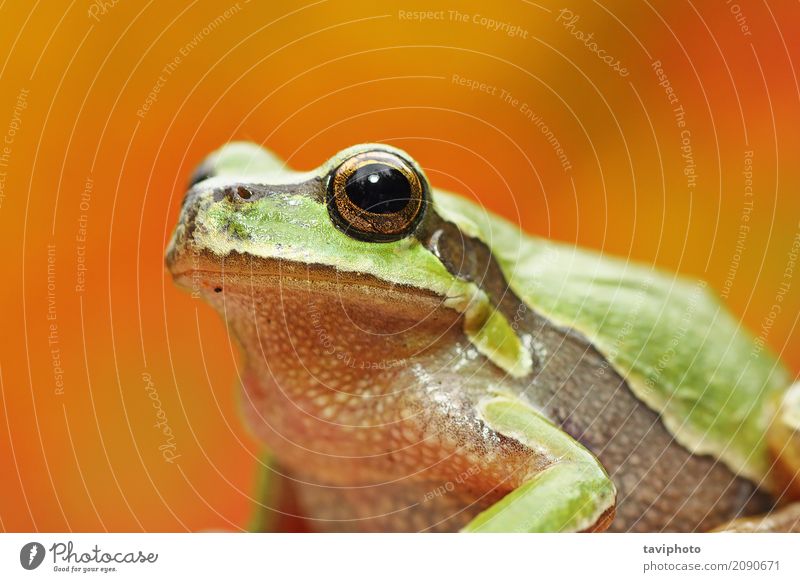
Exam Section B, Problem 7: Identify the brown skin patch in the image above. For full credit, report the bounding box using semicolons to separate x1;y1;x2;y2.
419;214;524;319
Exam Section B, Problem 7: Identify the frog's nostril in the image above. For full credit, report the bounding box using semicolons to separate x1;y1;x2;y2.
216;185;255;202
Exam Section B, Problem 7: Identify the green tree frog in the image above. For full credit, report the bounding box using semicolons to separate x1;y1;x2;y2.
166;142;800;532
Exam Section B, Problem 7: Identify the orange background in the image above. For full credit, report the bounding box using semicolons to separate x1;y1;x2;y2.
1;0;799;531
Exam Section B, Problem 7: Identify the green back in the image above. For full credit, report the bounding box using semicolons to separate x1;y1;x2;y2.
434;190;789;482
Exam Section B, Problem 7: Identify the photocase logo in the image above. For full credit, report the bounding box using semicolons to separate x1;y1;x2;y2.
20;542;46;570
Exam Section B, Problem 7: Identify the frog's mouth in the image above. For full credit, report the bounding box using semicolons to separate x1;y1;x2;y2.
167;177;318;279
168;245;445;305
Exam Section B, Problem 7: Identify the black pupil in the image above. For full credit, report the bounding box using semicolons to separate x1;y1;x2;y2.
344;163;411;214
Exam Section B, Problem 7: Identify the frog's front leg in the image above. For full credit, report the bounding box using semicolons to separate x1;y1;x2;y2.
463;394;616;533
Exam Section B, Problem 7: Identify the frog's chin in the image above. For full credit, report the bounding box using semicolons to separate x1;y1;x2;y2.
167;244;444;306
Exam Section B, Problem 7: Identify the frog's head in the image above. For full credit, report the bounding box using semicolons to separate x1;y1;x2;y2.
165;142;531;377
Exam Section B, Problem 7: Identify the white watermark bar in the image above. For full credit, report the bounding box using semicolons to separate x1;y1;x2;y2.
0;533;797;580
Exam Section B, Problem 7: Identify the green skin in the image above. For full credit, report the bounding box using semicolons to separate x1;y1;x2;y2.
167;142;797;532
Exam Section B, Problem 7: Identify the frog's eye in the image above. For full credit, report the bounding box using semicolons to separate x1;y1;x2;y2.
327;150;427;242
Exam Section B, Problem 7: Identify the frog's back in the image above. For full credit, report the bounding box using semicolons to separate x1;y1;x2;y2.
433;190;789;484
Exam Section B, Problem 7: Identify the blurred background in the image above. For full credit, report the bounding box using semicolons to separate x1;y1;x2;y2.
1;0;798;531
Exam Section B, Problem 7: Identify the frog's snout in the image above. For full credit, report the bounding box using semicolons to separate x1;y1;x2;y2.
168;180;287;274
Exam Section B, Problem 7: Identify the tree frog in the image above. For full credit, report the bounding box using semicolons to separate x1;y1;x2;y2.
166;142;800;532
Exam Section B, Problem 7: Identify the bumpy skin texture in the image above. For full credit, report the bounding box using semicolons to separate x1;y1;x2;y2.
199;266;538;532
167;142;794;532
